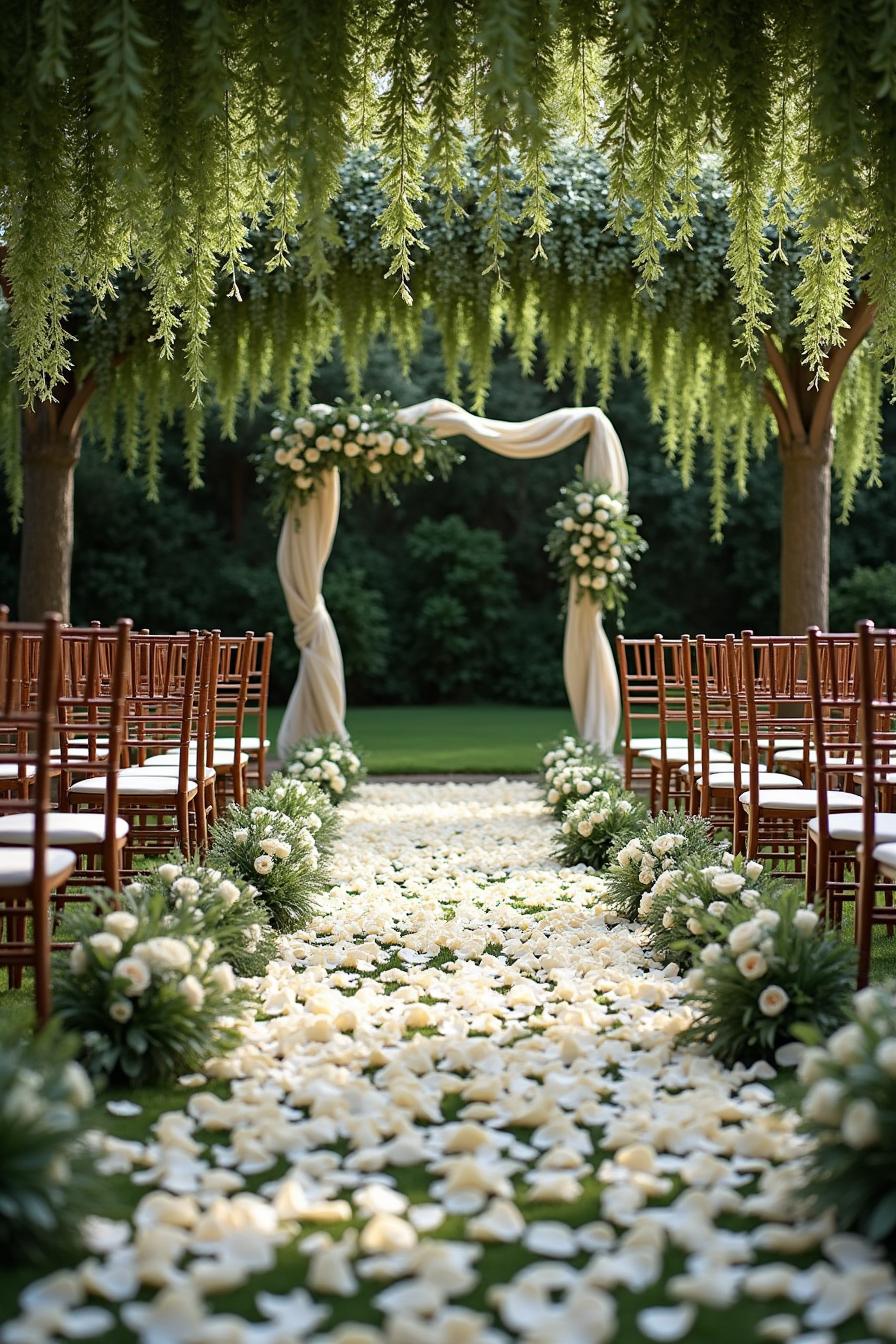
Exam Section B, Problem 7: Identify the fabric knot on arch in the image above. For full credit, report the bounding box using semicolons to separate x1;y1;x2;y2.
275;398;629;759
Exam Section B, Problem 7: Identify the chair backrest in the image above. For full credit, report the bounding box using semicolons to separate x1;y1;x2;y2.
855;621;896;982
0;615;62;885
123;631;201;791
806;628;861;843
741;632;815;803
693;635;741;784
654;633;690;765
213;633;255;757
55;621;132;829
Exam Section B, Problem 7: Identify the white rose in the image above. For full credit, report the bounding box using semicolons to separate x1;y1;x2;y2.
270;426;284;442
132;937;192;974
210;963;237;994
728;920;760;954
755;908;780;930
346;413;360;431
331;777;346;794
593;575;608;590
172;877;200;899
577;820;593;838
69;944;87;975
712;871;746;896
315;435;332;450
579;575;592;588
796;1046;830;1085
874;1038;896;1078
745;860;764;880
233;829;249;843
63;1062;93;1109
331;423;347;438
412;448;424;465
104;911;138;940
368;460;383;475
701;942;724;966
254;854;274;875
561;517;576;532
638;893;653;919
803;1077;845;1125
792;907;819;935
109;1000;133;1024
89;932;123;960
841;1098;880;1149
662;909;675;930
304;447;321;463
114;957;152;996
575;554;589;568
707;900;728;917
260;837;291;860
178;975;206;1010
853;986;883;1022
736;950;768;980
827;1022;866;1067
686;917;703;936
576;502;591;516
547;789;560;805
757;984;789;1017
274;448;289;466
343;442;361;457
575;779;591;795
216;880;241;908
378;431;394;450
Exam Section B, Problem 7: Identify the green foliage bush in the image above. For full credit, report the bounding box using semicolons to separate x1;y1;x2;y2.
0;1027;101;1263
830;563;896;632
798;985;896;1242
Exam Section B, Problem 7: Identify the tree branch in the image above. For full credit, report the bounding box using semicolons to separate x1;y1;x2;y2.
763;378;791;445
763;332;804;443
809;291;877;449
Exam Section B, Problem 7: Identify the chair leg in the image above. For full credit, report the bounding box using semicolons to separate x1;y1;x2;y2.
805;834;819;910
34;885;52;1026
855;854;875;988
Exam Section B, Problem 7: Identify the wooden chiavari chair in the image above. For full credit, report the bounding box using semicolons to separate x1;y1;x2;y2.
740;631;862;873
68;630;205;870
804;628;884;923
0;615;76;1022
854;622;896;985
616;636;664;790
693;635;802;847
644;635;733;813
215;631;272;788
0;620;132;891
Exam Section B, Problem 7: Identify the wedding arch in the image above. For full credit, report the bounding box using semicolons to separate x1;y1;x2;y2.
275;399;628;759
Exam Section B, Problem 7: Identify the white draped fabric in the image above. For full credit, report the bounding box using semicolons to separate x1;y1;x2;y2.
276;398;627;759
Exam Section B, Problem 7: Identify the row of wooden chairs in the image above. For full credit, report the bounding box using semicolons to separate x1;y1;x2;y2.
616;628;895;984
0;613;273;1021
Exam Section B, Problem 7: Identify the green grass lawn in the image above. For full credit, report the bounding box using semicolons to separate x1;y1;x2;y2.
344;704;578;774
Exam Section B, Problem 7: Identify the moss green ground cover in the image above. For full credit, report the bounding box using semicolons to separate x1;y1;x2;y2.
2;781;894;1342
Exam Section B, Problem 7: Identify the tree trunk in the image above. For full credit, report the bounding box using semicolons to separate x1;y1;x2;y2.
18;406;81;622
778;428;832;633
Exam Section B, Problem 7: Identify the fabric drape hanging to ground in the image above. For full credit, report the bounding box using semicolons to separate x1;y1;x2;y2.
276;399;627;759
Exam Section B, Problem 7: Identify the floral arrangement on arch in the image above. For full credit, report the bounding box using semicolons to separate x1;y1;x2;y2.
257;394;463;520
545;471;647;617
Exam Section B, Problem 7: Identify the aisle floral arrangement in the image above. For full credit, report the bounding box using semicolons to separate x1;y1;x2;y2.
209;797;329;932
556;788;648;869
127;858;278;978
641;851;779;967
284;734;366;803
799;984;896;1241
603;810;719;921
684;885;855;1063
54;893;247;1085
257;394;462;519
545;471;647;616
0;1029;98;1263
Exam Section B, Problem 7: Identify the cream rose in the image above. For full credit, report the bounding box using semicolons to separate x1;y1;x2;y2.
757;983;789;1016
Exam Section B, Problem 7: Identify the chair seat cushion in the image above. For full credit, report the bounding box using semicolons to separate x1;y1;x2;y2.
132;761;216;782
808;812;896;844
147;749;247;769
873;841;896;873
0;764;37;782
698;771;803;790
739;788;864;813
755;736;804;751
0;812;129;845
0;846;76;885
49;748;110;763
71;772;199;798
623;737;664;752
650;747;732;766
773;747;857;767
214;736;269;752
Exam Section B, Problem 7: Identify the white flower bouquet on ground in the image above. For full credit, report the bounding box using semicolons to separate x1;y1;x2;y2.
682;884;855;1064
127;856;278;978
256;393;462;521
555;787;648;870
798;984;896;1242
285;733;366;804
545;471;647;616
210;798;329;931
0;1027;98;1263
53;893;246;1085
603;810;719;921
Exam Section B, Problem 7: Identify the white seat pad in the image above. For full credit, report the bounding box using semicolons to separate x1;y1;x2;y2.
808;812;896;844
0;812;129;845
873;841;896;873
698;771;802;790
49;748;110;763
148;749;247;769
0;764;37;782
650;746;731;766
131;761;216;782
755;736;804;751
214;736;270;751
739;787;864;813
71;772;199;798
623;737;663;752
773;747;857;767
0;846;76;885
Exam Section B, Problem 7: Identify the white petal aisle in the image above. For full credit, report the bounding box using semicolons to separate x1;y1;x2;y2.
7;782;896;1343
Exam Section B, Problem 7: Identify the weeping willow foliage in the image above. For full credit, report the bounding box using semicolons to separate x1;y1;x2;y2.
0;145;884;534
